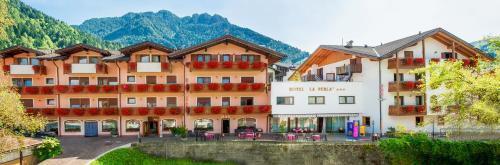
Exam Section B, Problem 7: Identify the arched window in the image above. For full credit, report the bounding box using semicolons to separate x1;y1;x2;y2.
102;120;118;132
64;120;81;132
237;118;256;128
194;119;213;131
162;119;176;131
126;120;140;132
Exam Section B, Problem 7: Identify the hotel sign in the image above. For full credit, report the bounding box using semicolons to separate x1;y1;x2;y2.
289;87;346;92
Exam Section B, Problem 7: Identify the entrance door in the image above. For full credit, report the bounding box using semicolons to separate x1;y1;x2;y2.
317;117;324;133
149;121;158;136
222;119;230;133
84;121;98;137
143;121;150;136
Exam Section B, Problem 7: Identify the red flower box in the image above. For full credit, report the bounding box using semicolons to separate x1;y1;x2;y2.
121;108;132;116
32;65;41;72
56;108;69;115
207;61;219;69
154;107;166;115
251;83;264;91
222;83;233;91
242;106;254;114
55;85;68;93
129;62;137;70
88;108;99;115
417;106;425;113
415;58;424;64
462;59;471;66
72;108;85;116
86;85;98;93
193;61;204;69
121;84;133;92
193;107;204;114
41;86;53;94
23;86;39;94
169;84;181;92
258;105;271;113
103;108;117;115
210;106;222;114
207;83;219;90
161;62;169;70
138;108;149;115
430;58;440;63
404;81;415;89
71;85;84;93
237;83;248;91
136;84;149;92
42;108;55;115
102;85;116;93
405;58;414;65
252;61;264;70
405;106;415;112
238;61;250;69
169;107;181;115
193;83;204;91
227;106;237;114
2;65;10;72
222;61;233;68
25;108;37;115
152;84;165;92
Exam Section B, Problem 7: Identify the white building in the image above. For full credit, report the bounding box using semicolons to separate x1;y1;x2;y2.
271;28;492;134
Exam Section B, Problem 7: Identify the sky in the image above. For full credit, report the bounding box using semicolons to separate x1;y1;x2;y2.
21;0;500;53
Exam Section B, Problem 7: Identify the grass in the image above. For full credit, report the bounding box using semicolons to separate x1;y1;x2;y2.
91;147;235;165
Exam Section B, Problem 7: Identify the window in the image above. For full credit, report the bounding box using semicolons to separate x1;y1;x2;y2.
326;73;335;81
151;55;160;63
221;54;231;62
195;54;211;62
222;97;230;107
127;98;136;104
415;73;423;81
147;97;157;107
69;77;89;85
416;116;424;126
442;52;455;59
30;59;40;65
127;76;136;83
44;120;58;132
70;98;90;108
240;55;257;62
98;77;118;85
45;78;54;85
77;56;88;64
221;77;231;84
237;118;256;128
196;77;211;84
46;99;56;106
194;119;213;131
393;73;404;81
98;98;118;108
240;97;254;106
64;120;81;132
20;99;33;108
162;119;176;130
197;97;211;106
89;57;99;64
277;97;294;105
308;96;325;104
17;58;29;65
126;120;140;132
240;77;254;83
416;96;423;105
404;51;414;58
166;76;176;84
166;97;177;107
146;76;156;84
139;55;150;63
394;96;404;106
339;96;355;104
12;78;32;87
102;120;117;132
362;116;371;126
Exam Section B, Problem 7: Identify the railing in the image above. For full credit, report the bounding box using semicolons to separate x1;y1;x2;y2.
188;83;266;92
4;65;47;75
16;84;184;95
64;63;107;74
128;62;170;73
336;64;362;75
188;105;271;115
188;61;267;71
387;58;425;69
388;105;426;116
388;81;421;92
25;107;184;116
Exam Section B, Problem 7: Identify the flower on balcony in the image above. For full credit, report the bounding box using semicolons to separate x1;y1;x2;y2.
417;106;425;113
222;83;233;91
71;85;84;93
55;85;68;93
462;59;471;66
32;65;41;72
72;108;85;116
405;58;414;65
237;83;248;91
252;61;264;70
193;83;204;91
238;61;250;69
63;63;71;73
193;107;204;114
129;62;137;70
222;61;233;68
242;106;254;114
42;108;55;115
25;108;37;115
404;81;415;89
154;107;166;115
415;58;424;64
87;85;99;93
153;84;165;92
207;61;219;69
210;106;222;114
138;108;149;115
103;85;116;93
41;86;53;94
121;84;133;92
169;84;181;92
121;108;132;116
104;108;117;115
136;84;149;92
2;65;10;72
207;83;219;90
258;105;271;113
23;86;39;94
161;62;169;70
404;105;415;112
193;61;204;69
169;107;181;115
88;108;99;115
227;106;237;114
251;83;264;91
430;58;440;63
56;108;69;115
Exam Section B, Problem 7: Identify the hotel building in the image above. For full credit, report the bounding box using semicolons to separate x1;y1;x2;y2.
0;35;285;136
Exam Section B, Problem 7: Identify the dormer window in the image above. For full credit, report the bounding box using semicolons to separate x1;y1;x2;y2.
195;54;212;62
75;56;99;64
139;55;161;63
15;58;39;65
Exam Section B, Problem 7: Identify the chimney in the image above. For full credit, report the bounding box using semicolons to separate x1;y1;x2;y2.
344;40;353;48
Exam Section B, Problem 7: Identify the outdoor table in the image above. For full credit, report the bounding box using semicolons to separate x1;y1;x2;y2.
312;135;321;141
287;134;296;141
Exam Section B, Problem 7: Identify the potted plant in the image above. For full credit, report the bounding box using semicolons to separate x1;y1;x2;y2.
176;126;188;140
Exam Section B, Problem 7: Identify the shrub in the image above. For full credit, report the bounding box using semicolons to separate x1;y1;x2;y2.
34;137;62;161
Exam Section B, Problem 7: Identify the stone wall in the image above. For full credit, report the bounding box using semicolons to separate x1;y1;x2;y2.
133;142;386;165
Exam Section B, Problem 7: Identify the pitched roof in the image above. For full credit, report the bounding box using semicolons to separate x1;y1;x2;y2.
169;35;287;64
119;41;173;55
55;44;111;57
0;45;45;58
102;51;129;61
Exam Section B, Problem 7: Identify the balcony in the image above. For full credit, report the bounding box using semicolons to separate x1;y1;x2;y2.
388;58;425;69
64;63;107;74
189;61;267;71
188;105;271;115
120;84;184;93
388;105;426;116
6;65;46;75
388;81;420;92
336;64;362;75
26;107;184;116
16;84;184;95
188;83;266;92
128;62;169;73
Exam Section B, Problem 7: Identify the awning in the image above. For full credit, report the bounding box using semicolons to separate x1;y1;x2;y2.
272;113;359;118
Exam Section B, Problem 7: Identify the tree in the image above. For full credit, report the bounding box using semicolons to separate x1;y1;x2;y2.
412;60;500;129
0;71;47;154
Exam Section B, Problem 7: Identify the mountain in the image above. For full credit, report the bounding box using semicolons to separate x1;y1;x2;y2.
0;0;120;50
75;10;309;63
471;36;498;58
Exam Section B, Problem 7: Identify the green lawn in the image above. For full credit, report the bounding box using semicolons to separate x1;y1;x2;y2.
91;148;235;165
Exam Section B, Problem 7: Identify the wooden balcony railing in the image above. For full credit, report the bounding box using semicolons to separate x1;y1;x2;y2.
16;84;184;95
25;107;184;116
63;63;108;74
188;105;271;115
3;65;47;75
127;62;170;73
188;83;266;92
388;105;426;116
188;61;267;71
336;64;362;75
388;81;421;92
388;58;425;69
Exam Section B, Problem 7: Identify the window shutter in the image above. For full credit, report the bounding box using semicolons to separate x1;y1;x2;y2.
235;55;241;62
73;56;78;63
254;55;261;62
135;55;140;62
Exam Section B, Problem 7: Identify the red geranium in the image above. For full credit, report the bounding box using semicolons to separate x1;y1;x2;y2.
154;107;166;115
251;83;264;91
222;83;233;91
121;84;133;92
193;107;204;114
104;108;117;115
405;106;415;112
25;108;37;115
55;85;68;93
2;65;10;72
252;61;264;70
405;58;414;65
42;108;55;115
136;84;149;92
238;61;250;69
169;107;181;115
237;83;248;91
222;61;233;68
207;61;219;69
227;106;237;114
169;84;181;92
153;84;165;92
258;105;271;113
417;106;425;113
41;86;53;94
242;106;254;114
88;108;99;115
87;85;99;93
210;106;222;114
72;108;85;116
72;85;84;93
121;108;132;116
23;86;39;94
129;62;137;70
103;85;116;93
193;83;204;91
161;62;169;70
207;83;219;90
405;81;415;89
193;61;204;69
415;58;424;64
56;108;69;115
462;59;471;66
138;108;149;115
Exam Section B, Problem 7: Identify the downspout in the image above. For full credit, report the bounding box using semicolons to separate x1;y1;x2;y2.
183;59;187;127
52;60;62;136
115;61;122;136
372;48;383;135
